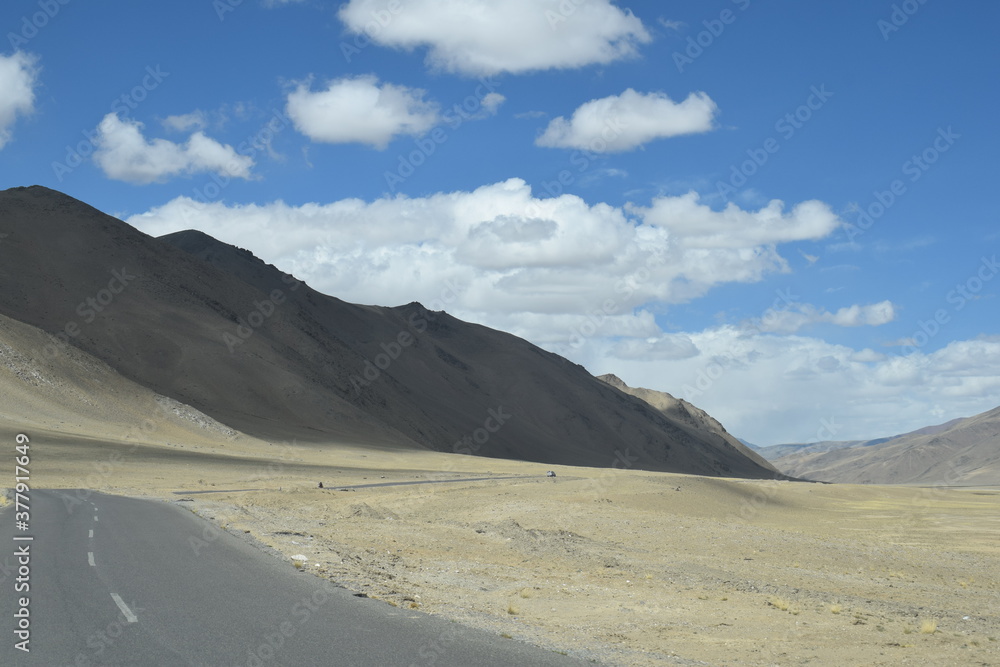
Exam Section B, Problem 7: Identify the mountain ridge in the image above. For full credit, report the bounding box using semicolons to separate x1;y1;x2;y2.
0;185;779;478
769;407;1000;484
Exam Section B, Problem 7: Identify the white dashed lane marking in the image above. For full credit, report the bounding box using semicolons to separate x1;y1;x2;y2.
111;594;138;623
88;552;95;567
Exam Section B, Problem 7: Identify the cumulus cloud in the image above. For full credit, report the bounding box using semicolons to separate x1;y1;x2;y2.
337;0;651;75
92;114;254;184
612;334;700;361
0;51;39;150
748;300;897;334
598;329;1000;445
537;90;718;152
286;75;438;149
127;178;847;320
481;92;506;116
162;111;208;133
632;191;841;249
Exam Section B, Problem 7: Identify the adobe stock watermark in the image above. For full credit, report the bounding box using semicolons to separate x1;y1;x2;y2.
384;78;501;192
527;106;631;202
77;602;146;664
235;581;340;667
568;253;666;349
450;406;513;456
898;254;998;357
51;66;170;182
681;287;799;399
545;0;597;29
878;0;930;40
846;126;959;243
223;273;302;353
168;108;292;225
59;397;178;513
7;0;71;49
672;0;751;73
584;448;640;497
341;0;401;62
716;84;833;201
409;627;460;667
732;414;840;520
214;0;250;22
348;280;462;393
41;267;136;360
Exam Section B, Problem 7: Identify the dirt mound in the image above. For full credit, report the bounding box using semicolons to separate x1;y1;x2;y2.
346;502;399;521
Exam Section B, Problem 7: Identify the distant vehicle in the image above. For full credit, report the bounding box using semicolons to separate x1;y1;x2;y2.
546;470;556;477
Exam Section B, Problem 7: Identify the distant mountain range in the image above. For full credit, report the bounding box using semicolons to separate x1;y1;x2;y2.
757;410;1000;485
0;186;780;479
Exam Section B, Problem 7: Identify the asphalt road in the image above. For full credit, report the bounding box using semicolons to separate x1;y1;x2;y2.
0;489;591;666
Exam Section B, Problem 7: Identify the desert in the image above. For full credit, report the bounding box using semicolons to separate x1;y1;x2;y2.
7;423;997;666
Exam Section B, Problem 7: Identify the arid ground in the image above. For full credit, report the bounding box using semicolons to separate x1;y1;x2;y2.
12;428;999;666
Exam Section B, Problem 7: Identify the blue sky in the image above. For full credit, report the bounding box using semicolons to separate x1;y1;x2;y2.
2;0;998;445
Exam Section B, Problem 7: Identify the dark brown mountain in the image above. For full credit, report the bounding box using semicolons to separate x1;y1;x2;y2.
0;185;779;477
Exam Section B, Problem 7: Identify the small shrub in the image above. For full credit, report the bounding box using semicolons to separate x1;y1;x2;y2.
768;597;790;611
507;604;520;616
830;604;842;614
920;619;937;634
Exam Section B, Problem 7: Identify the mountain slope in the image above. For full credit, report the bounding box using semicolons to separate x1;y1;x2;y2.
0;311;240;445
754;417;968;462
596;374;779;475
771;407;1000;485
0;186;777;477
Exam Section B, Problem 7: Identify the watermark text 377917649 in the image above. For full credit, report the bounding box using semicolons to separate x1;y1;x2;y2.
13;433;33;653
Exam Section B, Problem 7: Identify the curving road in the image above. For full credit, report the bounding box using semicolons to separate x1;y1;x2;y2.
1;489;589;666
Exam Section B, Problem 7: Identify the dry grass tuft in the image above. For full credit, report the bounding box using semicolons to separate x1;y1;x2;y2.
767;597;791;611
830;604;842;614
920;619;938;634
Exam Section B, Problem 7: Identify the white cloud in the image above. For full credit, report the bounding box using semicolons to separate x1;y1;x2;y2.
748;300;897;334
632;191;841;249
829;301;896;327
337;0;651;75
126;180;999;443
612;334;699;361
596;329;1000;445
127;178;846;320
481;93;506;116
162;111;208;133
0;51;39;150
537;90;718;152
93;114;254;184
286;75;438;149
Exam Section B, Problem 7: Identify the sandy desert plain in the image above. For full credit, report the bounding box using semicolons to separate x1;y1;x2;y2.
7;424;998;667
